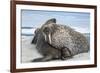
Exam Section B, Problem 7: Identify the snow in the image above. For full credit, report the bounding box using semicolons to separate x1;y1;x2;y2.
21;36;90;63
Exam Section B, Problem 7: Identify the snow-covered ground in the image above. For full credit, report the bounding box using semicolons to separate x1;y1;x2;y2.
21;36;90;63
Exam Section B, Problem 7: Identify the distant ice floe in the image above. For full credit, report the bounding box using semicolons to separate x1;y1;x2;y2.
21;27;36;36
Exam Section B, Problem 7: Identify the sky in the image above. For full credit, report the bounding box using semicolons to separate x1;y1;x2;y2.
21;9;90;34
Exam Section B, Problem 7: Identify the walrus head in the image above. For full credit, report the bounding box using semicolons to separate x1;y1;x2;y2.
41;18;56;44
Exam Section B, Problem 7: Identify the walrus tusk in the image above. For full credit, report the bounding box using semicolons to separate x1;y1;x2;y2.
44;34;47;42
48;33;51;44
43;33;51;44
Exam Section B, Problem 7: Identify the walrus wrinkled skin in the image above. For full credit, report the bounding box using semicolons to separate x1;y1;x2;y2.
41;18;90;60
31;20;62;62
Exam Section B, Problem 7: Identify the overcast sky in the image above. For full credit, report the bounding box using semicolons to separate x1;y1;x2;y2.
21;10;90;33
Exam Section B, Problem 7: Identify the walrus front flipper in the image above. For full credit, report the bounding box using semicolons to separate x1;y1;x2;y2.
31;55;53;62
61;47;73;60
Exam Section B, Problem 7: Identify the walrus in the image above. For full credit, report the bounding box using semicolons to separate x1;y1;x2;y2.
40;18;89;60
